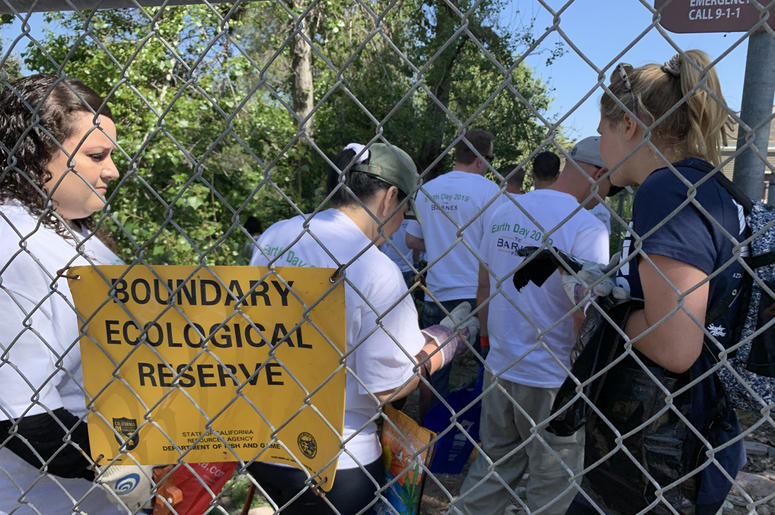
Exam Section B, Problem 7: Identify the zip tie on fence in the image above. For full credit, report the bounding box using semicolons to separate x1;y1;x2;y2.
308;474;328;498
329;265;345;283
89;453;105;470
57;267;81;280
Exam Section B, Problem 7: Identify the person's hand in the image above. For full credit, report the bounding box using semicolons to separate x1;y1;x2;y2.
95;463;156;512
561;253;628;311
439;301;479;347
422;301;480;367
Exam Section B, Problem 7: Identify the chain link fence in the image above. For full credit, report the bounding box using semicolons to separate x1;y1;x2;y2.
0;0;774;514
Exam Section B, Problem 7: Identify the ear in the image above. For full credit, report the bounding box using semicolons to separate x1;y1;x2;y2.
621;113;641;141
592;166;608;181
377;186;400;217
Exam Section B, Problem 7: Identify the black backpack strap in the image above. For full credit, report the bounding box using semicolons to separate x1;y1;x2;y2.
746;249;775;269
681;158;754;214
711;172;754;215
708;168;775;269
677;160;750;321
705;287;740;328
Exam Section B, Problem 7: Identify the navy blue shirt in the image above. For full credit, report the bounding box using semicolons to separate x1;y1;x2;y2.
618;158;746;508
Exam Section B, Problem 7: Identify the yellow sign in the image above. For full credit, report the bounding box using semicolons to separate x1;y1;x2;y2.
68;265;346;491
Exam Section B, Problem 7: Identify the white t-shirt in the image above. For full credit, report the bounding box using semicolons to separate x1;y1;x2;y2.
407;171;500;301
480;189;609;388
379;219;414;274
590;202;612;234
0;200;123;514
250;209;425;469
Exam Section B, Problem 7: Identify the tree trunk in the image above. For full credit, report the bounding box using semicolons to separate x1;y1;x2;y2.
289;1;316;141
419;36;466;178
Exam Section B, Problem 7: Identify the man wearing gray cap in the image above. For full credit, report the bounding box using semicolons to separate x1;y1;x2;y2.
453;137;611;515
567;135;621;233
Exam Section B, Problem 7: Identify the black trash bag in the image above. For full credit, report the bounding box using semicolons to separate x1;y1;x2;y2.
549;298;715;513
547;300;637;437
583;359;700;514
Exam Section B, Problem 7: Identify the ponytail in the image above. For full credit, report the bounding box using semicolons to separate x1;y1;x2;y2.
601;49;731;165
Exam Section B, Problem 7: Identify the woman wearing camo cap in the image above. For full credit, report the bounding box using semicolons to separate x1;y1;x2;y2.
249;142;476;514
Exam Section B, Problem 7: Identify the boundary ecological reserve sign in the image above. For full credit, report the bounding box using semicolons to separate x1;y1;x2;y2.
68;265;346;491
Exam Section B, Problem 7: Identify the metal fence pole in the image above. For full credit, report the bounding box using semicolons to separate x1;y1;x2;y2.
732;29;775;201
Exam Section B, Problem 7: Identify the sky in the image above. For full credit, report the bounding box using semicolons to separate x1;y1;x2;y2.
1;1;755;140
505;0;751;139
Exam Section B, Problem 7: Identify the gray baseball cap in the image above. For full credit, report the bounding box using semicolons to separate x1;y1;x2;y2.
568;136;625;197
351;143;418;198
569;136;605;169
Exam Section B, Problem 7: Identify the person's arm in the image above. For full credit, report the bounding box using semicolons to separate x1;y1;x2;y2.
625;254;708;374
476;264;489;338
0;408;95;479
568;222;611;337
374;338;444;403
572;307;585;337
0;269;97;479
373;301;477;403
406;233;425;252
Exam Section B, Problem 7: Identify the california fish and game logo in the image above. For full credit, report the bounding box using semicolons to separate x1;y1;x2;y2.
297;432;317;459
112;417;139;451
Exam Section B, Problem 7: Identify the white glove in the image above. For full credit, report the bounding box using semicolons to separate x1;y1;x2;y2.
422;301;480;368
439;301;479;347
95;464;156;512
561;253;628;312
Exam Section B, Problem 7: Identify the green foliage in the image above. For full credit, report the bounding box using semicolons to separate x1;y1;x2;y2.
1;14;21;80
19;1;560;263
609;190;634;253
203;474;268;514
24;6;299;265
310;0;558;182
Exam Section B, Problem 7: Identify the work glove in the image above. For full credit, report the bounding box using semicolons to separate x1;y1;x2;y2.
95;463;156;513
514;246;585;290
422;301;480;368
560;252;628;312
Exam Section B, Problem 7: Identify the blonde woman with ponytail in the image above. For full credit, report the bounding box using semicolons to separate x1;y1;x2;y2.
568;50;746;514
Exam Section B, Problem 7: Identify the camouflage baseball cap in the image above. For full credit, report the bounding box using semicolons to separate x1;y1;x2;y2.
351;143;418;198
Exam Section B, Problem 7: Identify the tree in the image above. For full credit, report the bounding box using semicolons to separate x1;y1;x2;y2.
306;0;560;181
20;0;560;264
1;13;21;80
24;5;300;265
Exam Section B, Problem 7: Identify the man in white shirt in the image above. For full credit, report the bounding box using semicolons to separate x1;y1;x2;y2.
530;150;561;189
406;129;500;404
453;137;612;515
568;135;622;234
379;216;420;288
590;202;612;234
502;163;526;194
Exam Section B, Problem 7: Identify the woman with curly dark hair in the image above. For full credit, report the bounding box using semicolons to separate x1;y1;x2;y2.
0;74;152;513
